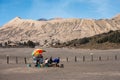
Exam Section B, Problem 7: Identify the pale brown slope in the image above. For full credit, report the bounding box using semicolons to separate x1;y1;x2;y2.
0;15;120;46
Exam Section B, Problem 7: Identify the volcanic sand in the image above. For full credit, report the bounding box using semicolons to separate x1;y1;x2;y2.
0;48;120;80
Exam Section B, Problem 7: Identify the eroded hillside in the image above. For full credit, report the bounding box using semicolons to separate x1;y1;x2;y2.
0;14;120;46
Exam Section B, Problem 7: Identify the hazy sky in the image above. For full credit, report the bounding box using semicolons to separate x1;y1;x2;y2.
0;0;120;26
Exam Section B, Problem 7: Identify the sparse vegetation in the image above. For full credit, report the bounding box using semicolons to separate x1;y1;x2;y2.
1;30;120;49
0;40;37;48
96;30;120;43
27;40;35;48
51;30;120;49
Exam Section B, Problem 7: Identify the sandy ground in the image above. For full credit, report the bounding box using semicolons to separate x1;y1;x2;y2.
0;48;120;80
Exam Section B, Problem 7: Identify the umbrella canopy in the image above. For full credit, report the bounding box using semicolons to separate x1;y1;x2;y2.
32;49;46;57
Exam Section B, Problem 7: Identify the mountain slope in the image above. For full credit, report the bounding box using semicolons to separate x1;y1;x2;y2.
0;15;120;46
53;30;120;49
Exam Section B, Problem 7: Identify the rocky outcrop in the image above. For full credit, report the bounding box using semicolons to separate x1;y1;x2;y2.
0;14;120;46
